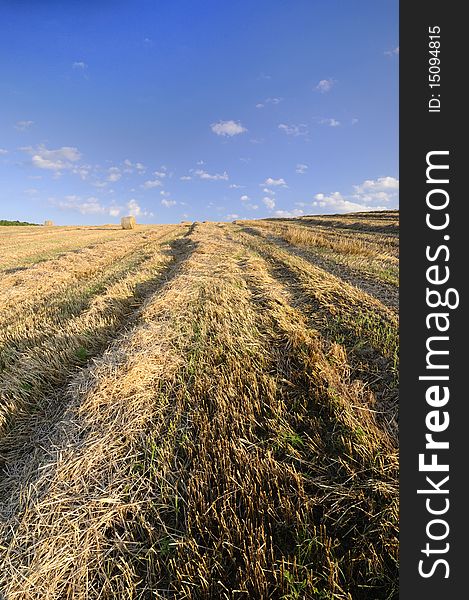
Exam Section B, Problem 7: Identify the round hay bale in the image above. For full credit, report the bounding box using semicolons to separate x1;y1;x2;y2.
121;216;136;230
44;220;54;226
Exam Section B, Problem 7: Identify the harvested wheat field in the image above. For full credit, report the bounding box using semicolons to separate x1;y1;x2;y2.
0;212;398;600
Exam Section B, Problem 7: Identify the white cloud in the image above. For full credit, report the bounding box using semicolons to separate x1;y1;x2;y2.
142;178;163;189
107;167;122;182
278;123;309;137
307;176;398;215
161;199;177;208
72;61;87;70
352;176;399;205
122;159;146;174
354;176;399;193
385;46;399;56
0;148;8;155
109;207;121;217
240;195;250;202
15;120;34;131
160;190;170;197
296;163;308;174
245;203;259;210
263;187;276;195
180;175;192;181
351;118;359;125
54;195;109;215
143;37;153;47
229;183;244;189
256;97;282;108
312;192;387;213
263;197;276;210
72;165;91;180
315;78;335;93
127;199;144;217
25;145;82;171
211;120;247;137
194;169;229;181
274;209;304;218
264;177;287;187
320;118;340;127
24;188;39;195
226;214;239;220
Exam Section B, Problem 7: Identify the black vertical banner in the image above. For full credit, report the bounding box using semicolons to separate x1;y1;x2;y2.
400;2;466;598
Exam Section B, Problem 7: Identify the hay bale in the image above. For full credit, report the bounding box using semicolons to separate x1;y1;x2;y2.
44;220;54;226
121;216;136;230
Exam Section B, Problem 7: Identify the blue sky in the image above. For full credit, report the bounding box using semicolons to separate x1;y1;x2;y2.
0;0;398;225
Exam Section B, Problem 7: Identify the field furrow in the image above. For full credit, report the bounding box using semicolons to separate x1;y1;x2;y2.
0;226;192;448
0;216;399;600
234;227;398;431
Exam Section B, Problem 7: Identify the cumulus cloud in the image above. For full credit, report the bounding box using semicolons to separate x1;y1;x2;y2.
319;118;340;127
123;159;146;174
312;192;387;213
308;176;399;215
226;214;239;220
72;165;91;180
72;61;87;70
240;195;250;202
256;97;283;108
385;46;399;56
263;177;287;187
142;178;163;189
211;120;247;137
315;78;335;93
296;163;308;174
127;199;145;217
278;123;309;137
352;176;399;205
107;167;122;182
161;199;177;208
53;195;111;215
229;183;244;189
194;169;229;181
0;148;8;155
274;209;304;218
354;176;399;193
24;145;82;171
15;120;34;131
263;197;276;210
180;175;192;180
245;203;259;210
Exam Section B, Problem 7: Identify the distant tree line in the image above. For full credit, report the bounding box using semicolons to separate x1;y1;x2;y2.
0;219;39;226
